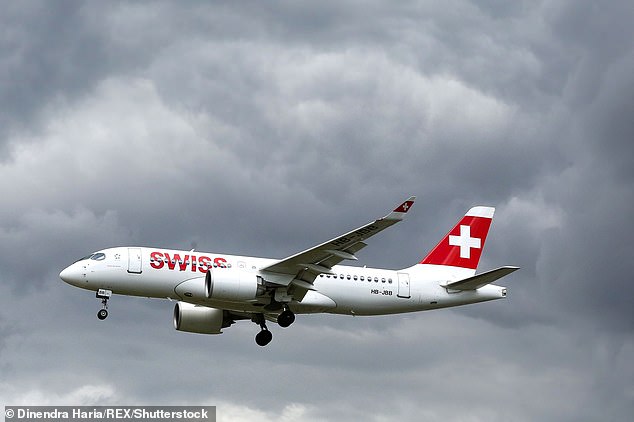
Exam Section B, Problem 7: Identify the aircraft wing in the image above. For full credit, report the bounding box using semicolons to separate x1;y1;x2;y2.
260;196;416;293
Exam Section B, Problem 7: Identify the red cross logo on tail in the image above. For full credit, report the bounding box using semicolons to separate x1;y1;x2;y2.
449;225;481;259
420;207;494;270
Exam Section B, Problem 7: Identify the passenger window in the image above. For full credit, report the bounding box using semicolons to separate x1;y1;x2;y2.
360;276;364;281
374;277;379;283
388;278;393;284
347;275;351;280
353;275;358;280
340;274;344;279
381;278;386;283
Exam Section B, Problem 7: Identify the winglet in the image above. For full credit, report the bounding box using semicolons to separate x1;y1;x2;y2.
386;196;416;220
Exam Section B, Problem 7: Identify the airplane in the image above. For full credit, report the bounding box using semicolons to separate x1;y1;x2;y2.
59;197;519;346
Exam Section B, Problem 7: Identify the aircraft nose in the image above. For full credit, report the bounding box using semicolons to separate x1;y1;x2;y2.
59;264;83;286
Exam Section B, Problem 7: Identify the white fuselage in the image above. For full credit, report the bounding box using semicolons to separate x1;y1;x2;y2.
60;246;506;316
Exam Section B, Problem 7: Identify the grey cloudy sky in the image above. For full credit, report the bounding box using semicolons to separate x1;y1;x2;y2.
1;1;633;421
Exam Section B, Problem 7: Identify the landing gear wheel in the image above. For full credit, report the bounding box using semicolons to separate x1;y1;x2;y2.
252;313;274;346
97;309;108;320
277;309;295;328
96;289;112;321
252;313;273;346
255;329;273;346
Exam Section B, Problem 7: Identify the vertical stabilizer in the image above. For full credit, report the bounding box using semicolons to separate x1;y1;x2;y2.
418;207;495;276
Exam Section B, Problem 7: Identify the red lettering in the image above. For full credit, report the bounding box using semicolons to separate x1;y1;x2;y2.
177;254;188;271
152;252;228;272
198;256;212;273
150;251;164;269
164;253;177;270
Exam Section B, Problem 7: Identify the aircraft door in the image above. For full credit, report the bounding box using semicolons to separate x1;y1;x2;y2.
128;248;142;274
397;272;410;298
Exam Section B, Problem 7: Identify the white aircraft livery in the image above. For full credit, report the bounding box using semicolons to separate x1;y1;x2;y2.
60;197;519;346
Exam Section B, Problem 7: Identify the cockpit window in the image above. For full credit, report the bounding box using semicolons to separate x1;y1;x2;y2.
74;253;95;263
74;252;106;263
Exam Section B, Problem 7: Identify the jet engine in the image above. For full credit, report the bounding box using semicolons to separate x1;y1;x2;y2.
173;302;226;334
205;269;264;301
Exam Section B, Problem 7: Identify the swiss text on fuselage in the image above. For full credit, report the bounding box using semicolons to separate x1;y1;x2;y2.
150;251;228;273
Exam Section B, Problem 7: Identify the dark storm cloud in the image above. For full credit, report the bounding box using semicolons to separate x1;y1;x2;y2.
511;0;634;334
1;1;633;421
0;1;111;156
0;207;129;290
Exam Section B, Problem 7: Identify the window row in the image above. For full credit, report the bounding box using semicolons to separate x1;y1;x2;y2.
319;273;393;283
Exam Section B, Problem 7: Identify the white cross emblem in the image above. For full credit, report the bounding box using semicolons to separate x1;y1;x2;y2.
402;202;409;211
449;225;481;259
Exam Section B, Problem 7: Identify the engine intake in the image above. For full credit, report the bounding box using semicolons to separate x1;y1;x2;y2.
173;302;225;334
205;269;263;301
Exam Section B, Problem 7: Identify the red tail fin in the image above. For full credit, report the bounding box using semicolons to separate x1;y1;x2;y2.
420;207;494;270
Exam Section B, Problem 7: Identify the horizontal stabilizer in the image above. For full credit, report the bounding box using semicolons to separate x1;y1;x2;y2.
442;266;519;290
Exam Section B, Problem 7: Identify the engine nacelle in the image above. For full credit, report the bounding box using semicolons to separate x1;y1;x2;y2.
205;269;263;301
173;302;225;334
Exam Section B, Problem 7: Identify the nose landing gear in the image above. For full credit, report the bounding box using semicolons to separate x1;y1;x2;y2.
96;289;112;320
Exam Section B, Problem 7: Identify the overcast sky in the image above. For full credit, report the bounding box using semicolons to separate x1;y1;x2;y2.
1;1;633;421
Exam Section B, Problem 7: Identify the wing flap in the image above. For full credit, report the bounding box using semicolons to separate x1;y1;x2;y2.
442;266;519;290
316;242;367;271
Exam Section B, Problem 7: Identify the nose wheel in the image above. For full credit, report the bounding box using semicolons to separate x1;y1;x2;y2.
96;289;112;320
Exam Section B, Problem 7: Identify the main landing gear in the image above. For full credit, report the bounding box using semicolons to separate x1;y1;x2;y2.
253;314;273;347
96;289;112;320
252;307;297;347
277;307;295;328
